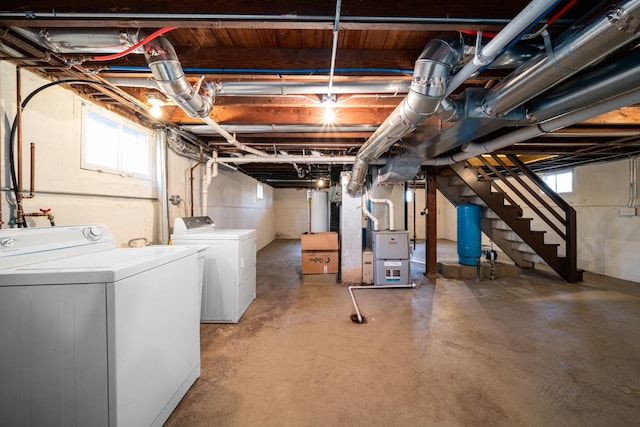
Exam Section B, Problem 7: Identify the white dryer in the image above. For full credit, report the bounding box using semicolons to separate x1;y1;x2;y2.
171;217;256;323
0;225;202;427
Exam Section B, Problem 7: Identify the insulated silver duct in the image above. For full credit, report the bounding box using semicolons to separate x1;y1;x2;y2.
346;35;464;194
11;27;142;54
528;47;640;121
482;0;640;117
143;36;213;118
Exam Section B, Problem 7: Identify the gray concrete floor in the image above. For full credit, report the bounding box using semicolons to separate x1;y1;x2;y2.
166;239;640;426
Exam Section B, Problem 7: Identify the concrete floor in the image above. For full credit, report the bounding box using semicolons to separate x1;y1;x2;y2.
166;239;640;426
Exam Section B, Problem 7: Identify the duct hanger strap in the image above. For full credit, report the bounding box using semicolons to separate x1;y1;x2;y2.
608;5;640;33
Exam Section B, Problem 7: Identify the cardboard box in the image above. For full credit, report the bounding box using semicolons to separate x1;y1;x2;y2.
302;273;338;285
301;232;339;251
301;250;339;274
301;232;339;275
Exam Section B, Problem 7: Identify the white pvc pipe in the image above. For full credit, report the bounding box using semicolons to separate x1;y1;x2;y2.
201;116;271;157
367;189;395;231
348;283;417;324
445;0;560;97
201;155;218;217
213;155;359;164
362;193;379;231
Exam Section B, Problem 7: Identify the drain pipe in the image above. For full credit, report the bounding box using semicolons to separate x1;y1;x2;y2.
202;152;219;217
362;192;379;231
629;156;638;209
348;283;417;324
367;189;395;231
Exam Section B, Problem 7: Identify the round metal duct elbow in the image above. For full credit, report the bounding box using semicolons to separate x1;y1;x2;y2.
144;36;213;118
347;158;369;195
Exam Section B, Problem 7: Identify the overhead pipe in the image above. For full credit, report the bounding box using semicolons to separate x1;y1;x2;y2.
346;34;464;194
445;0;561;97
527;46;640;122
327;0;342;98
482;0;640;117
423;86;640;166
143;35;270;157
183;124;378;134
144;36;213;119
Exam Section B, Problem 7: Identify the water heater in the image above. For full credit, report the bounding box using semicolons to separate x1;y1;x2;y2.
308;190;329;232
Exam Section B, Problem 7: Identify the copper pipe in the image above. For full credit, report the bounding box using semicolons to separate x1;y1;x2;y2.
15;65;24;227
24;142;36;199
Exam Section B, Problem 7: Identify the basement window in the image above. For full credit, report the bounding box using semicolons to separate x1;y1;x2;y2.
81;103;152;179
542;170;573;194
257;182;264;200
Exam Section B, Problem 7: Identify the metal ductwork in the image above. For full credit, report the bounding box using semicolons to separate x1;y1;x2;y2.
482;0;640;117
378;0;640;182
346;35;464;194
11;27;143;54
143;36;213;119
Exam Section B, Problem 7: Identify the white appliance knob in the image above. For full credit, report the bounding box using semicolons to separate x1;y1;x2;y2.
0;237;15;247
84;226;103;241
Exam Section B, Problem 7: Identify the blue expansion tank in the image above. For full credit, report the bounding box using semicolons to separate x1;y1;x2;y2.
457;204;482;266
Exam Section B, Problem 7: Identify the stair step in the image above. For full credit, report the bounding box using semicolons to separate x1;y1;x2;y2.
460;196;486;206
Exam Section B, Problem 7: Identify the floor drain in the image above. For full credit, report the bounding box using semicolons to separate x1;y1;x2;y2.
350;314;367;324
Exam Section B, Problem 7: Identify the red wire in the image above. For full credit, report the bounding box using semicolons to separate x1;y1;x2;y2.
89;27;177;61
459;29;498;38
547;0;579;26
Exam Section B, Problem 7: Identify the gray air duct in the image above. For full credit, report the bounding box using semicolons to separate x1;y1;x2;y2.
144;36;213;119
346;35;463;194
482;0;640;117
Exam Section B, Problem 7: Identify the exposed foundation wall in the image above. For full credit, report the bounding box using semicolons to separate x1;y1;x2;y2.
0;63;157;246
203;167;275;251
274;188;309;238
439;159;640;283
1;64;276;250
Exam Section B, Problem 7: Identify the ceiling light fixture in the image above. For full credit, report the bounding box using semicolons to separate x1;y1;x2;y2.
321;94;337;124
146;91;167;118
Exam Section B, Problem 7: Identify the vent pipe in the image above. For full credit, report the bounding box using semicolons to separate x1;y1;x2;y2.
346;35;464;194
144;36;213;118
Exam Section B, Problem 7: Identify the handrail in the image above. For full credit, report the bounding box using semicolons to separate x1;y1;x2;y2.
477;167;522;214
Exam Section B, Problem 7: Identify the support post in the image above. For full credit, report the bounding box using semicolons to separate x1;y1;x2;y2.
426;167;438;279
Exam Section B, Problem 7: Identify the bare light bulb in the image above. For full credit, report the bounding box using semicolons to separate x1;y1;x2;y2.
150;103;163;118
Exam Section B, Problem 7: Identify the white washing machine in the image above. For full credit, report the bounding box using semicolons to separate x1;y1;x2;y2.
0;225;202;427
171;217;256;323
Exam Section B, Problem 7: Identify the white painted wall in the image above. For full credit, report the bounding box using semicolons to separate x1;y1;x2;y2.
1;65;276;250
204;168;275;251
562;159;639;282
274;188;308;238
438;159;640;282
0;63;158;246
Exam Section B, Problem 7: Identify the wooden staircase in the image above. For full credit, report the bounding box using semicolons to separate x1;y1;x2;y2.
437;154;583;283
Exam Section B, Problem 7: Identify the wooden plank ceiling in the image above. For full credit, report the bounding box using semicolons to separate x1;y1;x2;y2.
1;0;639;187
